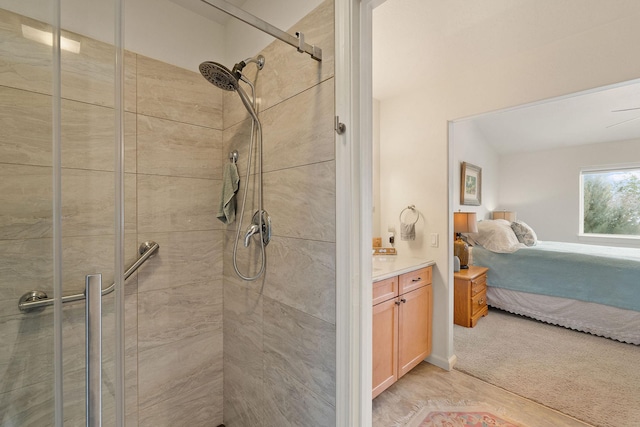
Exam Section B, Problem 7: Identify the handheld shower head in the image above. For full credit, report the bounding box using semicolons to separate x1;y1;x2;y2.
199;56;266;123
198;61;238;91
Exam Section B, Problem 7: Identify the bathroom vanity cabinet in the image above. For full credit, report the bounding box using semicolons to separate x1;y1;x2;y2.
372;265;432;399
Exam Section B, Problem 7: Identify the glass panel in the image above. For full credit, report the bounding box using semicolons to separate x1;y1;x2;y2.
0;0;126;424
0;2;56;424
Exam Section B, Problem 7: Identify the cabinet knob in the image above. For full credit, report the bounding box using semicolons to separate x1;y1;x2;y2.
395;301;401;306
411;277;421;282
478;298;484;306
401;298;407;303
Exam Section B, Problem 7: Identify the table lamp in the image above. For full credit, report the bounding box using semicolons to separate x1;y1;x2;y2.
453;212;478;269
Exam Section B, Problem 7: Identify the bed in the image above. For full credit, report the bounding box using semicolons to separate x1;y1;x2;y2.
466;219;640;345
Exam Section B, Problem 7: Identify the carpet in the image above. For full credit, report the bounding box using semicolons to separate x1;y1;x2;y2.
454;309;640;427
397;400;525;427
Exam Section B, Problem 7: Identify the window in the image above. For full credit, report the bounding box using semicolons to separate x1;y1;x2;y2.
581;167;640;237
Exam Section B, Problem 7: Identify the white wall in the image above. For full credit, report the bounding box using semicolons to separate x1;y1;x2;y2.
223;0;324;65
376;2;640;368
499;138;640;247
451;120;499;221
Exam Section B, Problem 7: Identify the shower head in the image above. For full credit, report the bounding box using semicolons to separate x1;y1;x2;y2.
199;56;265;124
199;55;265;92
199;61;239;91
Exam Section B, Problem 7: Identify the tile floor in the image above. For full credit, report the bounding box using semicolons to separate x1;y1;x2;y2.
372;362;592;427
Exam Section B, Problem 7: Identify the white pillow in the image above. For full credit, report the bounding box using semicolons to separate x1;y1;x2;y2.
469;219;523;253
511;220;538;246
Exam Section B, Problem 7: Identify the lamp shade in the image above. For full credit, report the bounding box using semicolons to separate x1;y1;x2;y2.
454;212;478;234
492;210;517;222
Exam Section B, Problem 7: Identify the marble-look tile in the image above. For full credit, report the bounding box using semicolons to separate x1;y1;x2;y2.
0;86;51;166
139;381;223;427
0;10;53;96
61;104;137;173
0;310;55;396
0;9;135;109
0;377;55;426
61;366;89;425
0;165;136;239
224;358;264;427
0;237;52;313
137;174;220;233
0;164;52;239
124;51;137;113
137;230;223;293
263;298;336;407
263;236;336;324
60;169;137;237
223;0;335;128
137;332;222;410
137;114;222;179
137;54;222;129
261;78;335;173
138;280;222;351
0;86;136;172
263;365;336;427
263;161;335;242
223;283;264;427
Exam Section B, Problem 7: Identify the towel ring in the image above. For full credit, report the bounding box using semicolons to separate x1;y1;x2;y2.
229;150;238;163
399;205;419;225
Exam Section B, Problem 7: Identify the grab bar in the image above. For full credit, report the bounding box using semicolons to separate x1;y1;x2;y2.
18;241;159;312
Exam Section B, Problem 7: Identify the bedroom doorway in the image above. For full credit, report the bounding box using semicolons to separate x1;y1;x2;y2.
449;78;640;426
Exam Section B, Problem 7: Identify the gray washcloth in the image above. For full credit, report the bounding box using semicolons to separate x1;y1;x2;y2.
216;162;240;224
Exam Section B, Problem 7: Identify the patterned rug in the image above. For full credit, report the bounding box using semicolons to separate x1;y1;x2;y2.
398;400;526;427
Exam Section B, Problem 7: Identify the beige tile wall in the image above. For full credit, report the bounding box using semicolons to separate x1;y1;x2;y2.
0;7;225;426
222;1;337;426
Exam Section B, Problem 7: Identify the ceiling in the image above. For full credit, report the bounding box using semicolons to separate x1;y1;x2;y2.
469;81;640;154
372;0;640;153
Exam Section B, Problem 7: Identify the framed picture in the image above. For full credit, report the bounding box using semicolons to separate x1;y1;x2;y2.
461;162;482;206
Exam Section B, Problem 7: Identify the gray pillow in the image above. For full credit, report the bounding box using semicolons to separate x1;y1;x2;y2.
511;220;537;246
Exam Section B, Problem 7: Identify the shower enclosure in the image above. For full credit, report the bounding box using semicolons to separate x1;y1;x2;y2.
1;0;337;425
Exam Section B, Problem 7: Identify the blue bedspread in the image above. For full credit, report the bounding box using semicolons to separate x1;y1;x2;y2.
471;241;640;312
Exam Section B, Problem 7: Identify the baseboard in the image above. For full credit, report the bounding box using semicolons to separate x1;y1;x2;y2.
426;353;457;371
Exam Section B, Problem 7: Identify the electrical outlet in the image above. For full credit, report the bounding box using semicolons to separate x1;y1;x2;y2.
430;233;439;247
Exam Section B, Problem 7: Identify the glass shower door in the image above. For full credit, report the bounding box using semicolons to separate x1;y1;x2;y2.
0;1;128;425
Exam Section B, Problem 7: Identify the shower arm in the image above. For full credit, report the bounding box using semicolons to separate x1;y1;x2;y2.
201;0;322;61
18;241;160;312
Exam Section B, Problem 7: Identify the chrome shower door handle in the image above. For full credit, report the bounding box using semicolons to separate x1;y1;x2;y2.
85;274;102;427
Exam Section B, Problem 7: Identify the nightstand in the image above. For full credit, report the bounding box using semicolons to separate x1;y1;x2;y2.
454;265;489;327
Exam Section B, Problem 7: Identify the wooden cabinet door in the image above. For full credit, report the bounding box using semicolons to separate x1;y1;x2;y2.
372;297;398;398
397;285;432;378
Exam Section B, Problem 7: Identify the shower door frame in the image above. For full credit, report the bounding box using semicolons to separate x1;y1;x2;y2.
48;0;127;424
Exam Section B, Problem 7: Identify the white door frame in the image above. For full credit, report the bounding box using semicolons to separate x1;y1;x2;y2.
334;0;383;425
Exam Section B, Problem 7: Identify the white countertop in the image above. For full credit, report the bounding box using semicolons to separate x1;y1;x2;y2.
372;256;435;282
